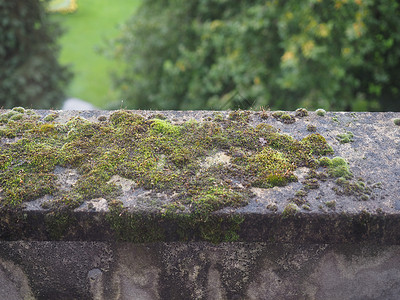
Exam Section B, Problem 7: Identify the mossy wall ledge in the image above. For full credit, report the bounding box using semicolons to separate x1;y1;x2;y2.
0;109;399;243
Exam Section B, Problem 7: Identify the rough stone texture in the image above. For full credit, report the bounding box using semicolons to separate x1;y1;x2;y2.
0;241;113;299
0;257;34;299
0;110;399;243
1;241;400;299
1;110;400;298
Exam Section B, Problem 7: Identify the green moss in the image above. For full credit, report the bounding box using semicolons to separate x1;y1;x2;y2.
336;131;354;143
0;110;27;124
98;115;107;122
259;109;269;120
9;113;24;121
307;124;316;132
107;209;165;243
315;109;326;116
325;200;336;209
282;203;299;218
303;178;319;190
150;119;181;135
39;124;56;133
272;111;285;118
319;156;352;179
394;118;400;126
0;108;340;237
12;107;25;113
44;113;59;122
213;113;225;122
318;157;331;167
228;110;250;122
302;134;334;156
45;212;76;240
271;110;297;124
199;215;244;243
295;108;308;117
334;177;372;200
295;190;307;197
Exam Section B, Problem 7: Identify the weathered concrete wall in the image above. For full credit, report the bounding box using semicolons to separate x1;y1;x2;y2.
0;109;399;299
1;241;400;299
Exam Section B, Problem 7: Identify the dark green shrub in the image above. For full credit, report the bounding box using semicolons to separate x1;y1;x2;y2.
0;0;71;109
109;0;400;111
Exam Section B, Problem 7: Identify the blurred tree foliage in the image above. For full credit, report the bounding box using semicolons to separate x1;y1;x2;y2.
110;0;400;111
0;0;71;109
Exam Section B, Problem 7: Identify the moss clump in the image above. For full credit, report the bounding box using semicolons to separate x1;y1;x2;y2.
228;110;250;123
39;124;56;133
213;113;225;122
295;108;308;117
295;190;307;197
315;109;326;116
272;111;296;124
272;111;285;118
336;131;354;143
150;119;181;135
244;148;296;188
307;124;316;132
333;178;372;201
303;178;319;190
12;107;25;114
325;200;336;209
319;156;352;179
44;113;59;122
394;118;400;126
259;109;269;120
98;115;107;122
302;134;334;156
282;203;299;217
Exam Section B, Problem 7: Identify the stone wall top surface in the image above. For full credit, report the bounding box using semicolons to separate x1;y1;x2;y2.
0;109;399;243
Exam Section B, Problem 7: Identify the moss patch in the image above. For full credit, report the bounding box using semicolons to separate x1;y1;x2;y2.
0;109;337;220
319;156;352;179
336;131;354;143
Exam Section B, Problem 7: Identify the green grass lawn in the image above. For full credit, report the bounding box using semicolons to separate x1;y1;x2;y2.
51;0;141;108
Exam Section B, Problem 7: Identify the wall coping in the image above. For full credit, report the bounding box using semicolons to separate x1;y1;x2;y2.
0;109;399;243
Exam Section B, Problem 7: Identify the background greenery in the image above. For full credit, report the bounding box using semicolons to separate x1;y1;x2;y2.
0;0;71;109
109;0;400;111
51;0;141;108
2;0;399;111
